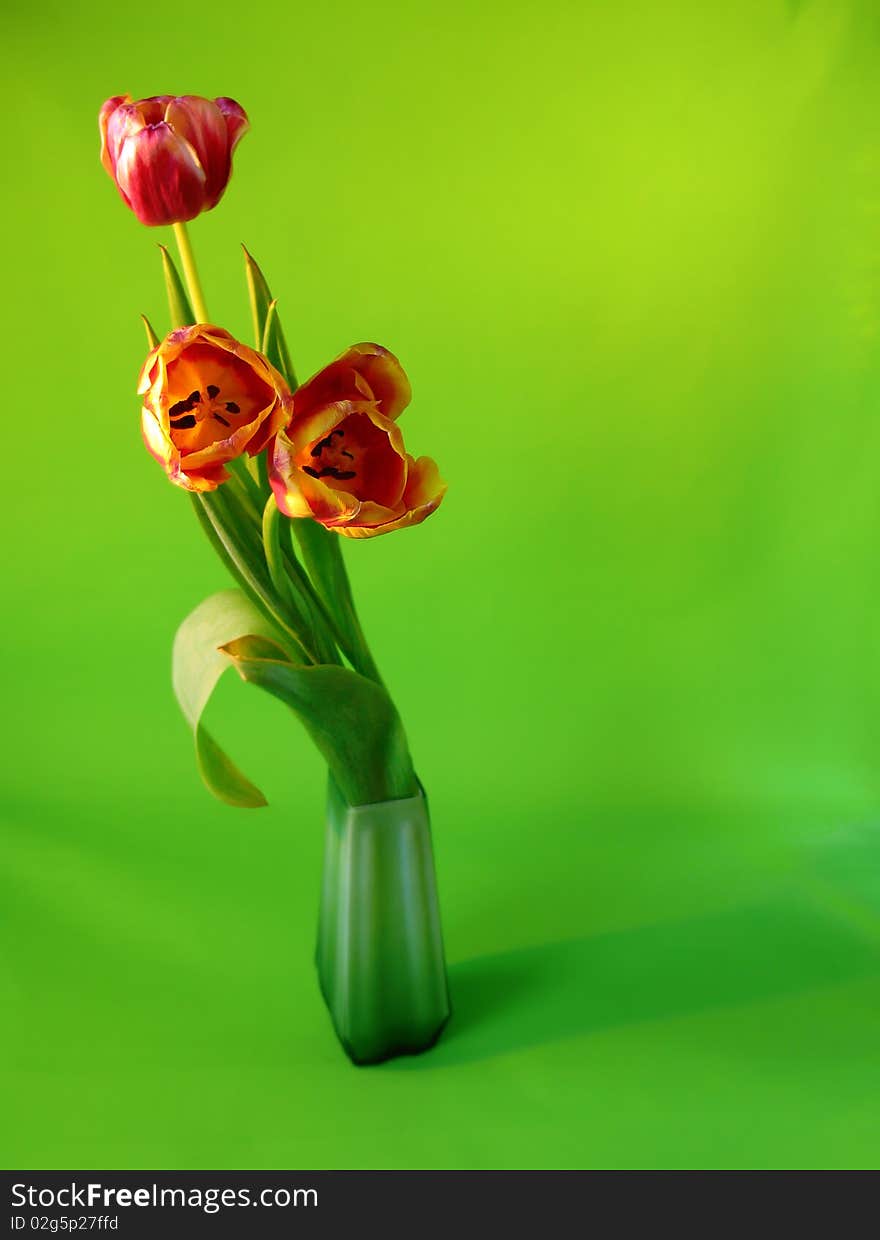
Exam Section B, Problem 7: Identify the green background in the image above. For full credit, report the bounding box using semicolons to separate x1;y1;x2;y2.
3;0;880;1169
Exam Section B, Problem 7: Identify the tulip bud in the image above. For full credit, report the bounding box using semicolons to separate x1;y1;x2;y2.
139;325;289;491
270;343;446;537
100;94;249;227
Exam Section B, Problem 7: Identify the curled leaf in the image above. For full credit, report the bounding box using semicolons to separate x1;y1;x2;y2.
172;589;285;807
220;635;416;806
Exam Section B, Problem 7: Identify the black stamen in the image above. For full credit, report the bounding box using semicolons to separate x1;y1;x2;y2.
169;393;198;417
188;390;201;404
303;465;357;481
170;414;197;430
225;402;240;414
206;384;220;399
212;412;230;427
341;449;354;460
311;429;344;458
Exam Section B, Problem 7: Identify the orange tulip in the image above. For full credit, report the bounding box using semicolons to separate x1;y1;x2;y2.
100;94;248;226
139;326;289;492
270;344;446;538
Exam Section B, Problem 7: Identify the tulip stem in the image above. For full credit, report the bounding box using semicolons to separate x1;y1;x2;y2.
262;498;336;663
292;519;384;685
173;222;210;323
278;525;348;666
198;489;318;665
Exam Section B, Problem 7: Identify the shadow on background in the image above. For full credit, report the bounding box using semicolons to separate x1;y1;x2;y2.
399;874;880;1068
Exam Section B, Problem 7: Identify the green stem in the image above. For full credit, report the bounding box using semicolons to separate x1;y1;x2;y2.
280;533;342;667
199;490;317;664
255;450;270;494
245;450;270;495
281;538;346;654
293;519;384;684
227;456;265;520
261;500;340;665
172;221;210;322
222;485;335;664
189;492;256;600
262;498;304;624
189;492;306;664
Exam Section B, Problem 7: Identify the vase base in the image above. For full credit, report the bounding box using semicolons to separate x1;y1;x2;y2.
319;982;452;1066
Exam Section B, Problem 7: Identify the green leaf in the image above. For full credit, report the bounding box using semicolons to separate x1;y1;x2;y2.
243;244;272;347
141;314;160;349
261;298;279;356
159;245;194;328
221;636;417;805
242;245;296;385
172;589;285;808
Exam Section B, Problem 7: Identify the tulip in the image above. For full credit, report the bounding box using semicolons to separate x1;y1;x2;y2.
100;94;249;227
139;325;289;491
270;344;446;538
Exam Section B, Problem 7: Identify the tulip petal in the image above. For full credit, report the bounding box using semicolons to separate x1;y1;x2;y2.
286;398;365;457
179;462;231;492
280;464;361;523
346;343;412;419
137;347;162;397
216;97;250;151
179;404;274;471
403;453;448;510
332;410;408;508
281;471;359;523
141;406;175;472
165;96;230;207
99;94;130;174
245;399;289;455
291;343;411;428
115;122;206;227
104;101;160;173
363;403;407;460
337;500;406;529
271;429;360;524
139;95;175;118
335;455;447;538
292;358;363;414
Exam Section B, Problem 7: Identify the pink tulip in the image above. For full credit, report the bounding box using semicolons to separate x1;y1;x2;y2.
99;94;249;227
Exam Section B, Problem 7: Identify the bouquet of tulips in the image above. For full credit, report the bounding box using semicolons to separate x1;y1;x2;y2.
100;93;450;1064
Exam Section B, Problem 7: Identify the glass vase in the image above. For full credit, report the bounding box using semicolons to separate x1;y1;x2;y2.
316;776;451;1064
